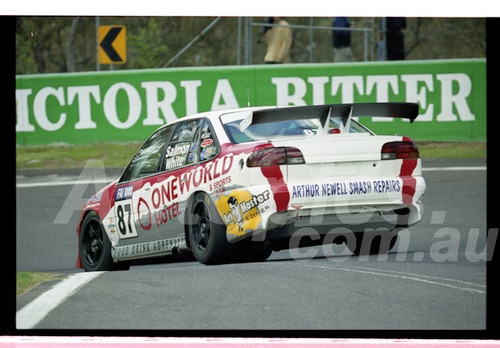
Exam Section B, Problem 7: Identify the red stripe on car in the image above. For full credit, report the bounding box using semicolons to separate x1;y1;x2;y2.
399;136;417;204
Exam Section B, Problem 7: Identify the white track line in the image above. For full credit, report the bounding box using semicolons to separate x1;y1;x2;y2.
16;179;114;188
17;271;103;329
422;166;486;172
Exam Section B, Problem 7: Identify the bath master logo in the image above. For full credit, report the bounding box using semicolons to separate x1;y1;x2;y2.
217;190;271;237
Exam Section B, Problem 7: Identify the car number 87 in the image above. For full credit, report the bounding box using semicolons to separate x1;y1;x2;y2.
115;201;138;239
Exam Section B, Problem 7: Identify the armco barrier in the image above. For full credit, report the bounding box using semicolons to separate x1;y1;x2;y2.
16;58;486;145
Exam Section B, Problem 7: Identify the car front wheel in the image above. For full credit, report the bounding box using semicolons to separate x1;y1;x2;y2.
79;212;129;271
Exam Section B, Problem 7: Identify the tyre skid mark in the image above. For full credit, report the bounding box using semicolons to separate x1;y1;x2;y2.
301;264;485;294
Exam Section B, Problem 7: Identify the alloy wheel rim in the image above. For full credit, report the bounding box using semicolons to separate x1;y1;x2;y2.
84;220;103;266
193;202;211;254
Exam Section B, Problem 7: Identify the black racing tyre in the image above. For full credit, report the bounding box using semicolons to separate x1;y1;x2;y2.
187;193;234;265
347;231;398;256
79;212;129;271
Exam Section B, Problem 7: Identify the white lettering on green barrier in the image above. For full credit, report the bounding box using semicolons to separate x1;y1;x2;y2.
272;74;475;122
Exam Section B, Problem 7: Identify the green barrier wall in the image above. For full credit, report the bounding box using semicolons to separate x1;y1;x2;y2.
16;58;486;145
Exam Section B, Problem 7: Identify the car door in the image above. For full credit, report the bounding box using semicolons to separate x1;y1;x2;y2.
153;118;219;241
114;124;175;246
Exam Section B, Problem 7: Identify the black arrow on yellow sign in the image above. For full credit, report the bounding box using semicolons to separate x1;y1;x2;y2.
100;27;123;62
98;25;126;64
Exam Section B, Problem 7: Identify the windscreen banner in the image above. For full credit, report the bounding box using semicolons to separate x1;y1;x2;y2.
16;58;486;145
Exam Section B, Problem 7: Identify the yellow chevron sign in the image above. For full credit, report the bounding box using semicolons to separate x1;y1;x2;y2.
98;25;126;64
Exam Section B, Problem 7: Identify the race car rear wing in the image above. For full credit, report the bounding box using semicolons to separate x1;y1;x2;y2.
239;102;419;132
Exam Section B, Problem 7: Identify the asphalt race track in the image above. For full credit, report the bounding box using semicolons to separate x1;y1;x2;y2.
15;158;490;330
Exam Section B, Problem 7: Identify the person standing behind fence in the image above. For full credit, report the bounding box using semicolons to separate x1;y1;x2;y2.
385;17;407;60
262;17;292;64
332;17;354;62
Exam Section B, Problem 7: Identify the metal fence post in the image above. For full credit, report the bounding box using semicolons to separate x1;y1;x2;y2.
309;17;314;63
95;16;100;71
237;17;242;65
381;17;386;61
244;17;252;65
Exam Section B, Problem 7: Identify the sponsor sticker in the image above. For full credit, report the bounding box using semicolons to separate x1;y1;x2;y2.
201;138;213;147
216;189;271;237
115;185;134;201
112;236;187;259
291;179;401;199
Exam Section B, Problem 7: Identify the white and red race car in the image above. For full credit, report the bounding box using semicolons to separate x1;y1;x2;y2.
76;103;426;271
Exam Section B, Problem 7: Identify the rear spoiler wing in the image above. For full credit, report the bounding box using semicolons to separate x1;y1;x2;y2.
240;103;419;131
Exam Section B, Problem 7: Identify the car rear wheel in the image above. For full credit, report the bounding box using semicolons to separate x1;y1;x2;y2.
347;231;398;256
188;193;235;265
79;212;129;271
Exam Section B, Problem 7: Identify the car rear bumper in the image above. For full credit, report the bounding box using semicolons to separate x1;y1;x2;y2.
218;175;425;243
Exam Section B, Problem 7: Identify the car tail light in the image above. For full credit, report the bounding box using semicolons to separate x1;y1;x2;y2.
381;138;419;160
247;146;305;167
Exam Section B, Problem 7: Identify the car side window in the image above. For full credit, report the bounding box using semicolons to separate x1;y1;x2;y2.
198;119;218;162
120;125;175;182
162;119;218;172
164;119;201;171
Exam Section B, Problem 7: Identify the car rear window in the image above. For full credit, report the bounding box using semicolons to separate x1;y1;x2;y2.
220;110;371;144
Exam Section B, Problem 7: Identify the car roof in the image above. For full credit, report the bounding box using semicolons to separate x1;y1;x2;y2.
180;106;276;122
149;106;276;137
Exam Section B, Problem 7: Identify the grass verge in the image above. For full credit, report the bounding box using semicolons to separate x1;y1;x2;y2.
16;142;141;170
16;141;486;171
417;141;486;159
17;272;64;296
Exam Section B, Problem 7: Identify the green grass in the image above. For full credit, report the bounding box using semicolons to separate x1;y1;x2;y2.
16;142;141;170
16;141;486;171
417;141;486;159
17;272;64;296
